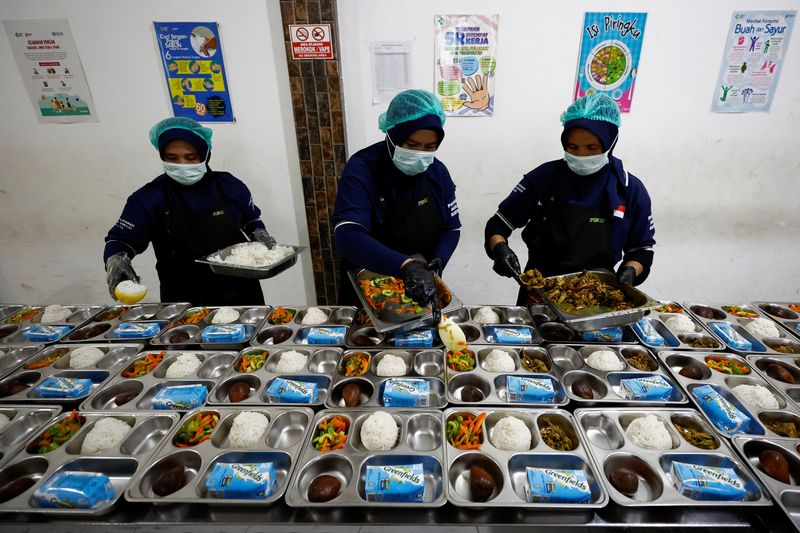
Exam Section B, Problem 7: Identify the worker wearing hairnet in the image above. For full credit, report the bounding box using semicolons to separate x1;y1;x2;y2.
485;93;656;305
103;117;277;305
333;89;461;307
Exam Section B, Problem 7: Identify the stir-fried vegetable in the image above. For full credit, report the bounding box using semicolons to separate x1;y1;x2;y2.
705;356;751;375
721;305;759;318
236;351;267;372
176;307;209;325
789;304;800;313
341;352;370;376
353;309;372;327
121;352;165;378
25;348;69;369
269;307;296;325
312;416;348;452
446;412;486;450
174;412;218;448
447;350;476;372
96;307;128;321
5;307;42;324
655;303;684;314
28;411;84;454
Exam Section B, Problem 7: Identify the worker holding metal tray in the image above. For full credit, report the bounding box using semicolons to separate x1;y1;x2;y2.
484;93;656;305
333;90;461;307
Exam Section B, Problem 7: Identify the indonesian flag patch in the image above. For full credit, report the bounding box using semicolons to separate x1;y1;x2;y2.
613;205;626;219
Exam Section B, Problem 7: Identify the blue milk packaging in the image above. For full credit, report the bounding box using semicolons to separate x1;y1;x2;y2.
23;325;72;342
691;384;751;434
306;327;347;345
266;378;318;403
32;471;115;509
525;468;591;503
152;384;208;410
507;376;555;403
631;319;664;346
201;324;247;343
391;329;434;347
671;462;746;501
34;377;93;398
205;462;276;499
581;327;624;343
382;378;429;407
486;326;532;344
365;464;425;502
709;322;752;351
620;375;674;401
113;322;161;338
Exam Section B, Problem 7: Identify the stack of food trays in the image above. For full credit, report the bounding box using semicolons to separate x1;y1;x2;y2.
631;301;725;351
253;306;355;347
444;305;542;345
209;346;338;407
0;344;142;406
529;303;638;344
747;354;800;415
0;410;180;514
754;302;800;342
151;305;270;349
64;303;189;343
126;407;313;505
660;351;800;439
0;345;43;379
550;344;685;404
575;408;770;507
0;405;61;467
0;305;105;345
285;409;446;507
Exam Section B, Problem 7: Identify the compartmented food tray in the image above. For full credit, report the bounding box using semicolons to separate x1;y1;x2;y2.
150;305;270;350
0;405;61;468
746;354;800;415
752;301;800;343
252;306;355;347
0;305;106;345
63;303;189;343
196;244;305;280
0;344;44;379
633;301;726;351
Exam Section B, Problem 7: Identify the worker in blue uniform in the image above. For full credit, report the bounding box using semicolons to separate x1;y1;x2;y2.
485;93;656;305
103;117;277;305
333;90;461;308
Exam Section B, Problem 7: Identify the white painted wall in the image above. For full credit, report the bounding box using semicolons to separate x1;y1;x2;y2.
338;0;800;305
0;0;314;304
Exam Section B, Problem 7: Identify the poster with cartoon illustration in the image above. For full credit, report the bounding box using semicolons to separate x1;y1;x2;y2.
434;14;498;117
154;21;234;122
712;11;796;113
574;13;647;113
2;18;97;123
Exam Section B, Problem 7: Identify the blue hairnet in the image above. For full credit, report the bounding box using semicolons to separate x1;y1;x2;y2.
378;89;446;132
560;93;621;127
148;117;213;150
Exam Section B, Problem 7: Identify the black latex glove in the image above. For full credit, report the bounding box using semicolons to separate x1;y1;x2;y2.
424;257;444;277
401;260;437;307
252;228;277;249
105;252;139;300
492;242;521;279
616;265;637;286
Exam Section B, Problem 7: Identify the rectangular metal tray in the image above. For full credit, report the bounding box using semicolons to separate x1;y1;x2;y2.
529;303;638;344
445;305;543;345
0;410;180;515
633;301;727;351
752;301;800;342
150;305;270;350
0;304;106;345
533;270;658;332
0;304;23;322
62;302;190;343
574;407;771;507
0;405;61;468
125;406;313;505
745;354;800;413
660;351;799;439
284;408;447;508
252;305;356;347
0;344;44;379
550;344;686;405
196;244;305;280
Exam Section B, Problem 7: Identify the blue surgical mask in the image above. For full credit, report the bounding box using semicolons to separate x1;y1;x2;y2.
563;135;618;176
387;136;436;176
163;153;208;185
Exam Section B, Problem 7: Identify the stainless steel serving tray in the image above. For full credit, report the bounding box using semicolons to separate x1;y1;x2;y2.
446;305;543;344
0;405;61;468
633;301;727;352
62;302;189;343
575;407;771;507
196;244;305;280
746;354;800;414
285;409;447;508
0;304;23;322
0;344;44;379
0;410;180;515
529;303;638;344
533;270;658;332
252;305;355;347
753;301;800;342
0;304;106;345
150;305;270;350
126;406;313;506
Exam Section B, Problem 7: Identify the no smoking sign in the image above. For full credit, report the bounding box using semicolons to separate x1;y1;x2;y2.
290;24;333;59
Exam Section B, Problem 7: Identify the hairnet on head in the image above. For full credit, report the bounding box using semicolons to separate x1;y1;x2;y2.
560;93;622;127
378;89;446;133
149;117;213;151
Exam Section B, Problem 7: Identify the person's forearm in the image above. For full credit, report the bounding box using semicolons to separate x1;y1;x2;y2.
622;260;643;277
487;234;506;251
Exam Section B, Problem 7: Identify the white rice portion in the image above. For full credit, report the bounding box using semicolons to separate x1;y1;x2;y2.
40;304;73;324
626;414;673;450
229;411;269;448
745;318;780;338
585;350;624;371
0;413;10;430
212;307;240;324
69;346;105;369
81;417;132;455
208;242;294;267
483;349;516;372
360;411;399;451
301;307;328;325
665;315;696;333
490;416;531;451
274;350;308;373
165;353;202;378
376;354;407;376
116;280;147;295
474;306;500;324
732;384;779;409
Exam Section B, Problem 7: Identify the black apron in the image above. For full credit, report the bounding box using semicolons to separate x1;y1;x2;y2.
337;176;443;306
157;176;265;306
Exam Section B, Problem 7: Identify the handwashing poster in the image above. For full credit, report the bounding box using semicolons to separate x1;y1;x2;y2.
154;21;234;122
434;14;498;117
712;10;796;113
573;12;648;113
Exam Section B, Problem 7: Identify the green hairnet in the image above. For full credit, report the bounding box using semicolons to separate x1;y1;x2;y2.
378;89;446;132
560;93;622;127
148;117;213;150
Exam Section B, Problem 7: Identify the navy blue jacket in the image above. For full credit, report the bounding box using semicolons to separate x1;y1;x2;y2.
333;141;461;276
103;171;266;262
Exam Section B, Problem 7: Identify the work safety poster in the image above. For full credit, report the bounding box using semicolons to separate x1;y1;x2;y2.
2;18;97;123
434;14;498;117
574;12;647;113
712;10;796;113
154;21;234;122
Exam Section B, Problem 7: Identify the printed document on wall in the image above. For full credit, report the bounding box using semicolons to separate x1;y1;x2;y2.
371;41;412;104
